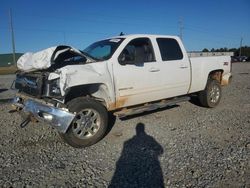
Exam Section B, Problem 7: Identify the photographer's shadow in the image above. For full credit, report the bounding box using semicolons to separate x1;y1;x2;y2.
109;123;164;188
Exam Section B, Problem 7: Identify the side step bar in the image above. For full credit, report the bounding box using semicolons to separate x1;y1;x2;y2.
114;96;190;118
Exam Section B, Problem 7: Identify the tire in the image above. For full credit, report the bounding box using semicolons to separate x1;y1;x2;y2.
198;79;222;108
60;97;108;148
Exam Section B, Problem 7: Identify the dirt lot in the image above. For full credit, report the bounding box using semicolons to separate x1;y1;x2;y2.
0;63;249;187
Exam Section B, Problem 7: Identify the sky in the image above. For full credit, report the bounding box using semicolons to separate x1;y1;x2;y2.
1;0;250;53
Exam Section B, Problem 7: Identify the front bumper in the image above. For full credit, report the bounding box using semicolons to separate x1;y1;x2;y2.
12;96;75;133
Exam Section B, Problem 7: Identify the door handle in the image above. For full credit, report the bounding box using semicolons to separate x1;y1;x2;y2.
149;67;160;72
180;65;188;69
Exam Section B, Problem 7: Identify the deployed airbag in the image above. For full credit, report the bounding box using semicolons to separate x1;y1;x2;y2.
17;47;56;72
17;46;90;72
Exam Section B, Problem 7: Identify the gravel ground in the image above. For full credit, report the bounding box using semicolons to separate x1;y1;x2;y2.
0;74;16;100
0;63;249;187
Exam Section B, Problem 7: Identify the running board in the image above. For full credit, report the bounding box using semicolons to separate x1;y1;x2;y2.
114;96;190;118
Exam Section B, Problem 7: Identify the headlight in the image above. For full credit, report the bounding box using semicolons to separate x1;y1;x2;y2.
50;78;61;95
50;79;61;95
45;78;61;97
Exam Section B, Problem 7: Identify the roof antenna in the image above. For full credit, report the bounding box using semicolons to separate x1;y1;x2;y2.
119;32;124;36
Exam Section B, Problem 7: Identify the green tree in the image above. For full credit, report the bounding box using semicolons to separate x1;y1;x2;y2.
202;48;209;52
223;47;228;52
241;46;250;57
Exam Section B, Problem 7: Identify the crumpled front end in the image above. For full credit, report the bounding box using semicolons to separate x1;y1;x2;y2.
12;95;75;133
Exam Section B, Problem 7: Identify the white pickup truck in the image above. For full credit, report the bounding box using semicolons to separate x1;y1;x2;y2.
12;34;232;147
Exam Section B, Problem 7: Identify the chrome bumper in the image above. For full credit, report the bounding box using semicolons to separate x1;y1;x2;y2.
12;97;75;133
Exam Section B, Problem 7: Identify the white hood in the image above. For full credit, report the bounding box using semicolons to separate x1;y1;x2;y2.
17;46;93;72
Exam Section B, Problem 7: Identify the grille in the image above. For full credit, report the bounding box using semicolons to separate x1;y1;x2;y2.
15;73;44;97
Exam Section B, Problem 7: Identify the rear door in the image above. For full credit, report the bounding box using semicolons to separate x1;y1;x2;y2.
154;37;190;98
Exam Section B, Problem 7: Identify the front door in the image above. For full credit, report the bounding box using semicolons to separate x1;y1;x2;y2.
113;37;163;108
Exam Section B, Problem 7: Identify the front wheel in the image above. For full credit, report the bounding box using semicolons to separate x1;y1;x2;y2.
198;79;222;108
60;97;108;148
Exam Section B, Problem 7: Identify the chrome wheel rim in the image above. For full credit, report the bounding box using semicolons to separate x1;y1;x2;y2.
209;85;220;103
72;109;101;139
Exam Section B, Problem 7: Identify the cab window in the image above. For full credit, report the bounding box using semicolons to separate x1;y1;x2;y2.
119;38;155;65
156;38;183;61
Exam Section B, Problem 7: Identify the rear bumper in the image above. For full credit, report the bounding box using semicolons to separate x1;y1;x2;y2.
221;73;232;86
12;96;75;133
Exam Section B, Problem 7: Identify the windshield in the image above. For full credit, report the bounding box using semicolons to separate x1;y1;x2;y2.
83;38;124;61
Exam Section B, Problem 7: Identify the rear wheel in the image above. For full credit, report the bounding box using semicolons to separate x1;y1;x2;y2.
60;97;108;148
198;79;222;108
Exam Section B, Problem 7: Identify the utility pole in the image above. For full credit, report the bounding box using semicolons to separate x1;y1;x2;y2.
9;9;16;65
239;37;243;57
178;17;184;41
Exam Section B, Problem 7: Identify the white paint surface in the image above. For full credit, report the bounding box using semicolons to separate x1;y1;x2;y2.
18;34;232;109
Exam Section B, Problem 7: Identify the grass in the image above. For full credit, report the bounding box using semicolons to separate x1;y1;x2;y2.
0;66;17;75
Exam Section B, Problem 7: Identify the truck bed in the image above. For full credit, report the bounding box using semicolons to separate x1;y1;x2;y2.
187;52;234;57
188;55;231;93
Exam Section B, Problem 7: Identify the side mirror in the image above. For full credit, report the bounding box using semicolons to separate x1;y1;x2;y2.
118;51;135;65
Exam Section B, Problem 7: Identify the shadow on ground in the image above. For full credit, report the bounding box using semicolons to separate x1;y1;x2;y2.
0;88;8;93
189;95;204;107
0;98;12;104
109;123;164;188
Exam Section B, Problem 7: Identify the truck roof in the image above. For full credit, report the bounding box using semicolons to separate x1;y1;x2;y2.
109;34;179;40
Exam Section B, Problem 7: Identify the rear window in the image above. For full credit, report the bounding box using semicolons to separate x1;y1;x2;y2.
156;38;183;61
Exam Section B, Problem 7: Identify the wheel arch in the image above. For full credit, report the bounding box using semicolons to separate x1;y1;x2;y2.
202;69;223;90
207;69;224;84
64;83;112;108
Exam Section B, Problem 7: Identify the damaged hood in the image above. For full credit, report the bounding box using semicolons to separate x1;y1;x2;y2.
17;45;94;72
